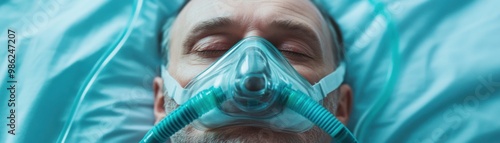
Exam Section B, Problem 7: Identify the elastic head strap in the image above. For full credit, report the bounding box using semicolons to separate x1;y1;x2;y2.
161;66;190;105
312;62;346;101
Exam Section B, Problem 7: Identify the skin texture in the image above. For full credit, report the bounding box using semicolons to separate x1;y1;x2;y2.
153;0;353;142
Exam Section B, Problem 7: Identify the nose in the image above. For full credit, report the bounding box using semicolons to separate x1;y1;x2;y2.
233;46;274;112
244;76;265;92
236;46;269;94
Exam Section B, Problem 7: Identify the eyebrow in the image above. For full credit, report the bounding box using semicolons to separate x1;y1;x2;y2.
269;19;320;45
183;17;233;50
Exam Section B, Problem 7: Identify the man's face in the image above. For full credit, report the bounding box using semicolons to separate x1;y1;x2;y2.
153;0;352;142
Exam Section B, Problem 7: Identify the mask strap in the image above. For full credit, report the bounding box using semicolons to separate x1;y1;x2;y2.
162;62;345;104
161;66;190;105
312;62;346;101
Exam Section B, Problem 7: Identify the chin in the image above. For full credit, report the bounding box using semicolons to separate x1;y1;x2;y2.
170;125;331;143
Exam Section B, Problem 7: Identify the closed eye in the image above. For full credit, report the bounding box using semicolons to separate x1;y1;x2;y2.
191;35;234;59
276;40;314;61
194;49;228;58
279;50;312;61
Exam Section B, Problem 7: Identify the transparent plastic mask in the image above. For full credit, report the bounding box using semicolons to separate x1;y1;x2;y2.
162;36;345;132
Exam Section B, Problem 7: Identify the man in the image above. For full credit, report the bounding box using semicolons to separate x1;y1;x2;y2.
152;0;353;142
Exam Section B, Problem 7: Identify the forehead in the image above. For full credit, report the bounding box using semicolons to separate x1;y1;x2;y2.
177;0;324;32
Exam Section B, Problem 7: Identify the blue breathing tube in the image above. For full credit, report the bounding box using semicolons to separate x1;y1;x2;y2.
140;84;357;143
353;0;401;139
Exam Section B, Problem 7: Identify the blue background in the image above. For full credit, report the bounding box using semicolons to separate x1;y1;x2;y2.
1;0;499;142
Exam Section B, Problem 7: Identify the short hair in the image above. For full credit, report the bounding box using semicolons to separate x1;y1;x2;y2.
160;1;344;67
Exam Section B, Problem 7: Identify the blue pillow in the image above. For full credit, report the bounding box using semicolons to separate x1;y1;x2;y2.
0;0;183;142
316;0;500;142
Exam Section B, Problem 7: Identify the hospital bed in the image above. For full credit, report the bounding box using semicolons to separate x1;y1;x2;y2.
0;0;499;142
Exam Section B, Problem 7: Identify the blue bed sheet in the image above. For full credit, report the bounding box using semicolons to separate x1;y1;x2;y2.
1;0;499;142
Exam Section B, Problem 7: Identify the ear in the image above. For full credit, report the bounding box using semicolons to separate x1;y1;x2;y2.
153;77;166;124
335;84;353;124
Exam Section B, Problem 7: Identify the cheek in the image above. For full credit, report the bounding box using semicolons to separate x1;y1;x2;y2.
293;65;325;84
169;58;212;88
